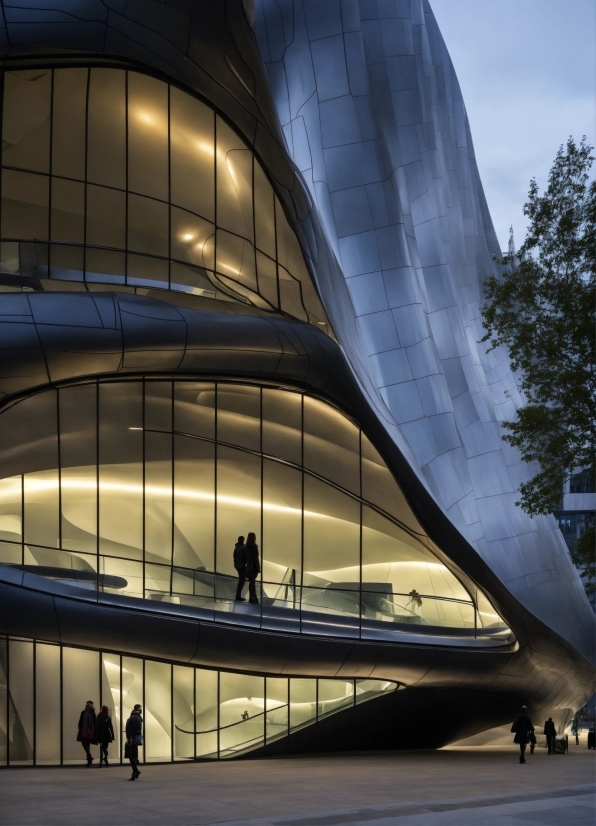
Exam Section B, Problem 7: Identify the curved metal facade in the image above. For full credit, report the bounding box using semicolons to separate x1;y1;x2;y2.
0;0;593;763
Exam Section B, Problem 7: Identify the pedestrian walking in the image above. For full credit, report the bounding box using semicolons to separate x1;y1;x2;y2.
125;704;143;780
512;705;535;763
77;700;97;767
245;532;260;604
233;535;247;601
97;705;115;766
544;717;557;754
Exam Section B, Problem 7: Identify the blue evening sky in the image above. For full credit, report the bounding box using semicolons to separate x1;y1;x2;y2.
430;0;595;250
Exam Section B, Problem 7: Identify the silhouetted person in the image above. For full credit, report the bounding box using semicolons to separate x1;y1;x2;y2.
512;705;534;763
97;705;115;766
544;717;557;754
233;535;247;601
77;700;97;766
587;728;595;749
125;704;143;780
245;532;260;604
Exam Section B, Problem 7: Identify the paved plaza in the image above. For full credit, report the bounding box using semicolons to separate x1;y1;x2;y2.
0;745;593;826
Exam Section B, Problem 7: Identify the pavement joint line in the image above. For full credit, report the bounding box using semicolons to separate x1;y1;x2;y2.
205;784;596;826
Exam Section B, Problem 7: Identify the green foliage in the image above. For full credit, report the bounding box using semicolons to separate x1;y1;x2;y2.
571;526;596;596
481;137;596;517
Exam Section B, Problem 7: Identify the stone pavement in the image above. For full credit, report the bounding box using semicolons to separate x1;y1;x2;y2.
0;746;593;826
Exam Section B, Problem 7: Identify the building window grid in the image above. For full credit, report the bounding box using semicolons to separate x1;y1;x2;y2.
0;66;325;331
0;378;485;636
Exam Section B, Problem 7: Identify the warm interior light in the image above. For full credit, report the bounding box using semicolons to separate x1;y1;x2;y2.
136;111;156;125
181;233;195;242
219;262;241;275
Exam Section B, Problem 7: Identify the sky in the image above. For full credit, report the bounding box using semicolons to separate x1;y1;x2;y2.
430;0;596;250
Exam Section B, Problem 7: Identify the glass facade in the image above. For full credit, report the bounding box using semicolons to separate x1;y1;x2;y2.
0;635;398;764
0;380;509;638
0;67;329;331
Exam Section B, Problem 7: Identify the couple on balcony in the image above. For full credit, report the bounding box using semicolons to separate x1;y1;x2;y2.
233;533;260;604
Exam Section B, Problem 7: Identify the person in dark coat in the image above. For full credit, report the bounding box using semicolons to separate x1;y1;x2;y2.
77;700;97;766
125;704;143;780
512;705;535;763
245;532;260;604
544;717;557;754
97;705;115;767
233;536;247;601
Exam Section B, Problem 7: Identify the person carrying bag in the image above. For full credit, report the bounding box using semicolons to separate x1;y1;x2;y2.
125;704;143;781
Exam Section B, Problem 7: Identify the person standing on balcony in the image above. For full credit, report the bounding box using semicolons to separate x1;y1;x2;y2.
245;532;260;604
234;536;247;601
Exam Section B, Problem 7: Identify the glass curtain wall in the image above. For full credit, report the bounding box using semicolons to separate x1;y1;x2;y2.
0;380;509;636
0;635;398;765
0;67;329;331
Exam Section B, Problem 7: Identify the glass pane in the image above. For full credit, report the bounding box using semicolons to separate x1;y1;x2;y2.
121;657;143;763
262;460;301;598
276;200;326;324
170;87;214;220
174;382;215;439
262;389;302;466
145;382;172;432
0;475;22;544
145;431;172;564
477;590;508;630
51;177;84;243
174;435;214;572
216;229;257;293
101;653;121;763
0;640;6;764
128;194;168;256
173;666;194;760
217;385;260;451
0;540;22;565
195;668;217;758
256;251;278;307
303;396;360;495
144;660;171;762
128;72;168;201
62;646;100;764
170;262;218;298
279;267;308;321
265;677;288;743
355;678;396;703
216;446;261;578
219;672;264;757
1;169;49;240
289;679;316;730
87;69;126;189
361;434;423;533
99;383;143;559
49;244;84;282
303;475;360;586
86;185;126;248
35;644;61;764
2;70;51;173
318;679;354;718
216;117;253;241
100;555;143;598
127;254;168;290
171;207;215;268
254;163;275;258
8;640;33;764
361;505;433;586
52;68;87;180
24;469;59;549
85;248;125;284
60;384;97;553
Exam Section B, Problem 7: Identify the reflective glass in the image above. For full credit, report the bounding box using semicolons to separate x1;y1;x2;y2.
49;244;84;282
216;117;253;242
121;657;143;762
265;677;288;743
128;73;168;201
1;170;49;240
87;69;126;189
262;460;301;601
52;68;87;181
50;178;84;243
85;248;125;284
361;435;423;533
144;432;173;565
86;185;126;249
2;70;51;173
24;469;59;549
256;251;279;308
303;397;360;495
0;639;6;763
171;208;215;269
262;389;302;465
128;194;168;257
216;229;258;294
289;679;316;730
195;668;218;758
173;665;195;760
219;672;264;757
0;476;22;545
170;87;214;221
8;640;34;764
145;660;172;761
62;647;99;763
174;435;214;571
318;680;354;718
254;163;276;258
127;253;169;289
102;654;121;763
145;382;172;433
217;385;261;451
173;382;216;440
35;644;61;764
216;446;261;578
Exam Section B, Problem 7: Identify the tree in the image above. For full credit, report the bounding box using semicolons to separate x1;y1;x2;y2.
571;525;595;597
481;137;596;520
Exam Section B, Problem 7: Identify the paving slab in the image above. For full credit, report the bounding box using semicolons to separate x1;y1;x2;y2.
0;746;593;826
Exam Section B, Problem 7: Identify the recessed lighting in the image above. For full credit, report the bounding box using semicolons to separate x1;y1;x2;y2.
181;233;194;242
128;427;143;431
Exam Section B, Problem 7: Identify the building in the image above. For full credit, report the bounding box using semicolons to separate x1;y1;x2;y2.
0;1;593;766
